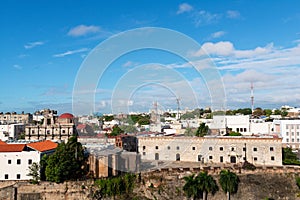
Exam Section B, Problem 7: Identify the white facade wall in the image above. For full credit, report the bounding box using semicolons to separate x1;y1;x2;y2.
138;136;282;166
0;151;40;180
273;120;300;149
249;121;273;135
209;115;250;135
0;124;24;141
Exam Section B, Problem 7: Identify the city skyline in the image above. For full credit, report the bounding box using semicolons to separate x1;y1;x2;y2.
1;1;300;114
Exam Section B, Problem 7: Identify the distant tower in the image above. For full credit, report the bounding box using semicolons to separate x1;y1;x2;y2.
251;82;254;113
150;101;161;132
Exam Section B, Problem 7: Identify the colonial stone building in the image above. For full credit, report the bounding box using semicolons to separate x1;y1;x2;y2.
138;136;282;166
25;113;76;142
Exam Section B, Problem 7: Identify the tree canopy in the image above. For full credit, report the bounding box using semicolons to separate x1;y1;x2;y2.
44;136;86;183
219;170;239;200
195;123;209;137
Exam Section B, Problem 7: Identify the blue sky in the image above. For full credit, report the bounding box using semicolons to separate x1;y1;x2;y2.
1;0;300;114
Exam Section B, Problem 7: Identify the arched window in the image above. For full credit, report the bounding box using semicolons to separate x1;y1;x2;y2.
176;153;180;161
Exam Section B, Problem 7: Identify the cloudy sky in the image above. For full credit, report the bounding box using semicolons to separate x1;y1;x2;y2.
1;0;300;114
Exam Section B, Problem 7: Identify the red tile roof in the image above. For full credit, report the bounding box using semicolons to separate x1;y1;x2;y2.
27;140;58;152
77;124;86;129
59;113;74;119
0;140;6;145
0;144;26;152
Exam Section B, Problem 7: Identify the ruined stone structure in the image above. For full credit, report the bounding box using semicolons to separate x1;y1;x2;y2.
138;136;282;166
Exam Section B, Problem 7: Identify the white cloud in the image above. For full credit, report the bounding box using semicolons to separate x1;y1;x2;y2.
226;10;241;19
193;10;221;26
177;3;193;14
68;25;100;37
24;41;44;49
210;31;226;39
122;61;139;67
53;48;89;57
195;41;275;58
13;64;22;70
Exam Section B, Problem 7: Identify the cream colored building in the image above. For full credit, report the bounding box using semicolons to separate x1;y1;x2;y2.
138;136;282;166
0;112;32;124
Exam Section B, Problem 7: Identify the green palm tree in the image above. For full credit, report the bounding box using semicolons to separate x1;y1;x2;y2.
196;172;218;200
183;174;199;200
219;170;239;200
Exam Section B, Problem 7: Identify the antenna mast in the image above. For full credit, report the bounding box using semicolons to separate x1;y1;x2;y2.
251;82;254;113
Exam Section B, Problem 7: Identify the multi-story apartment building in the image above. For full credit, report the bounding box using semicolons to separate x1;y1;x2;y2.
138;136;282;166
273;119;300;149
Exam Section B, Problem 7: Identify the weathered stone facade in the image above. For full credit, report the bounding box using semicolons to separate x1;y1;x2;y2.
138;136;282;166
25;113;76;142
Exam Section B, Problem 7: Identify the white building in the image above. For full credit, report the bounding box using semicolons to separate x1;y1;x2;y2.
0;123;25;141
273;119;300;149
0;140;57;181
209;115;251;135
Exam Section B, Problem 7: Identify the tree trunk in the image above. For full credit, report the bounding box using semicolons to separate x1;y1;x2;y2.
227;191;230;200
203;191;207;200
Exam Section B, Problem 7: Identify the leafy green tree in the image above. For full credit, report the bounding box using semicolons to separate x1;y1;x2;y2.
137;117;150;126
181;112;195;120
185;127;195;136
27;162;40;184
227;131;242;136
45;136;86;183
264;109;272;117
111;125;124;136
195;123;209;137
183;174;199;200
296;177;300;189
119;125;137;133
104;115;114;121
282;147;300;165
196;172;218;200
219;170;239;200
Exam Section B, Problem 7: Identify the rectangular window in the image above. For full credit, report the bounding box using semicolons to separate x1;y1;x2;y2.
286;132;289;136
297;132;300;136
209;147;213;151
177;146;180;150
142;152;146;156
16;174;21;179
244;128;247;132
17;159;21;165
220;156;223;163
8;159;11;164
209;156;213;159
270;147;274;151
287;138;289;143
254;157;257;161
298;139;300;143
4;174;8;179
286;125;289;129
253;147;257;152
292;139;295;142
271;156;275;161
243;147;246;151
155;146;158;150
192;146;196;150
219;147;223;151
143;146;146;150
28;159;32;165
167;146;170;150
